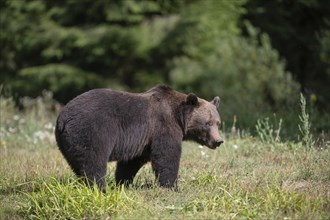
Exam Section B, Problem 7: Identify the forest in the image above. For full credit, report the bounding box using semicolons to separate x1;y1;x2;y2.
1;0;329;133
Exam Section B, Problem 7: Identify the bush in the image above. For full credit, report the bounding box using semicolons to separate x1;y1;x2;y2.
170;24;299;130
11;64;104;103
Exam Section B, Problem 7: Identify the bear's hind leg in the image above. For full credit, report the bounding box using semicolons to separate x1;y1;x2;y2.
115;156;148;187
82;162;107;193
70;149;108;193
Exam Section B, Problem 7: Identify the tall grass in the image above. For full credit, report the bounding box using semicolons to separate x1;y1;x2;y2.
19;177;135;219
256;117;282;144
298;93;315;147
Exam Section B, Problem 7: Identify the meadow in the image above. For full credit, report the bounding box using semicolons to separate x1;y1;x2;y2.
0;94;329;219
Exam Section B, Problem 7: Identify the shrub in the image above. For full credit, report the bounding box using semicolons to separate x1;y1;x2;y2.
11;64;104;103
170;24;299;129
298;94;314;147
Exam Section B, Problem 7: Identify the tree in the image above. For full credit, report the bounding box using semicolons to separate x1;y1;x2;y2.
244;0;330;111
0;0;191;101
171;24;299;128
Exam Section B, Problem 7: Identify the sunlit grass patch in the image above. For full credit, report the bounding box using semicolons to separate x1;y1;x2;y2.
182;185;329;219
18;177;136;219
190;172;218;186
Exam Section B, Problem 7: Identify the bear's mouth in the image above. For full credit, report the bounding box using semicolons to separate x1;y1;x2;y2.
197;138;217;150
205;140;223;150
196;137;207;147
206;144;218;150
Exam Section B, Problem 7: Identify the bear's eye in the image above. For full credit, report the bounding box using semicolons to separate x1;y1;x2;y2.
216;121;221;128
205;121;212;127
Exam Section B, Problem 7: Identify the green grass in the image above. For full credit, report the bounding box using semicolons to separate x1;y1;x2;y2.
18;177;135;219
1;96;330;219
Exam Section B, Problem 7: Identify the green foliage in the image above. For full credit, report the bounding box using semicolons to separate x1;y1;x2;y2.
171;23;299;129
0;0;195;96
0;0;249;97
244;0;330;111
12;64;104;103
157;0;246;59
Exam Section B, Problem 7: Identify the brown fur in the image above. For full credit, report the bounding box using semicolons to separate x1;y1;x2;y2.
55;85;223;191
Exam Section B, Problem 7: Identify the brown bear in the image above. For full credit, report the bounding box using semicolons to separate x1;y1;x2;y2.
55;85;223;191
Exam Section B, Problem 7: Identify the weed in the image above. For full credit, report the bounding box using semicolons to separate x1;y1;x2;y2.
298;94;315;147
190;172;218;186
255;117;282;144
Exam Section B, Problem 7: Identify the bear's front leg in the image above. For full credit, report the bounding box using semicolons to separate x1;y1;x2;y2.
115;156;149;187
150;137;182;190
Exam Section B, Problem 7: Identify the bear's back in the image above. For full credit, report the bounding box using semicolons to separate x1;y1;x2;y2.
55;88;159;160
56;88;156;133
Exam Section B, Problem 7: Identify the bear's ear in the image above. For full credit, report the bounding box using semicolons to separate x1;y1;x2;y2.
211;96;220;107
186;93;198;106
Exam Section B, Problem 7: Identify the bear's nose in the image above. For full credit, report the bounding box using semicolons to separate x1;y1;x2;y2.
214;140;224;147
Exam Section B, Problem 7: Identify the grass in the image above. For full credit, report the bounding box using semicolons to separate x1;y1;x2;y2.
18;177;135;219
1;95;330;219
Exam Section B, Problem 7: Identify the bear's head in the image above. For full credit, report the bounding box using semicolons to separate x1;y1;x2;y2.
183;93;223;149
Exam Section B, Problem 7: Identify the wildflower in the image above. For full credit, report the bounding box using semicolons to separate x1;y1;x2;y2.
25;134;32;143
13;115;20;121
9;127;17;133
44;122;53;130
200;150;209;158
32;130;55;144
34;131;47;140
198;145;204;149
232;144;238;149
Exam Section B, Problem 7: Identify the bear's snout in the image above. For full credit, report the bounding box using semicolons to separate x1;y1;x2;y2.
215;139;224;146
213;139;224;148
